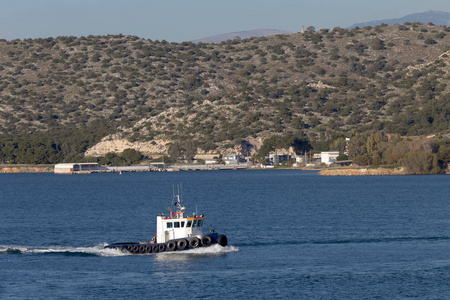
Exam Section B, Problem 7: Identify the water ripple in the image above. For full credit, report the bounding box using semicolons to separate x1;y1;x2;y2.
234;236;450;247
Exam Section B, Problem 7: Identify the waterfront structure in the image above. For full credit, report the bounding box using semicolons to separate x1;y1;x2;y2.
321;151;340;165
224;154;241;165
194;154;220;160
54;163;98;174
295;155;307;163
205;159;218;164
269;153;293;165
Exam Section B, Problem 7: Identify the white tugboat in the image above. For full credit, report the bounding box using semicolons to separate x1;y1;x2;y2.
105;188;228;254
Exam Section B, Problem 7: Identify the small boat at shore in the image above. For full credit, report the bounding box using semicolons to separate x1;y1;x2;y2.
104;187;228;254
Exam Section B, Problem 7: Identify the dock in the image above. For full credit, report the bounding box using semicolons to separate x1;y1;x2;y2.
54;163;249;174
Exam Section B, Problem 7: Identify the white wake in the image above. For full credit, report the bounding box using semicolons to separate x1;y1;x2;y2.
0;243;126;257
0;243;238;258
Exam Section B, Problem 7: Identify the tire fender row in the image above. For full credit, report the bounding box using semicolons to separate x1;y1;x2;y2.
108;234;227;254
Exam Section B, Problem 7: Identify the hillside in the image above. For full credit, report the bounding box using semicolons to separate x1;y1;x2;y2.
0;23;450;163
191;29;291;43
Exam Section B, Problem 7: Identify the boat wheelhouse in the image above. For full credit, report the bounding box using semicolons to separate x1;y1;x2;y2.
157;207;204;243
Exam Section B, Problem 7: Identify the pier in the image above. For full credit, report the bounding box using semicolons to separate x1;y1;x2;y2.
54;163;249;174
98;163;249;172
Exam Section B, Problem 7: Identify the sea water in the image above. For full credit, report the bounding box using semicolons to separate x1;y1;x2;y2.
1;170;450;299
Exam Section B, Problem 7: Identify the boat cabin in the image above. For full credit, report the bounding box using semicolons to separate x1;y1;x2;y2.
155;193;204;243
156;214;204;243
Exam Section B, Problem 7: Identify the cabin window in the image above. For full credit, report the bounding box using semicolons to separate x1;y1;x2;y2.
181;221;185;227
197;220;203;227
174;222;180;228
167;222;173;229
193;220;198;227
186;220;192;227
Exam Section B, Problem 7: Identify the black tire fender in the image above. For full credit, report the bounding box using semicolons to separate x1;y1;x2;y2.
158;243;166;252
152;245;159;253
202;236;212;247
177;239;188;250
217;235;228;247
167;240;177;251
189;237;200;248
145;246;152;253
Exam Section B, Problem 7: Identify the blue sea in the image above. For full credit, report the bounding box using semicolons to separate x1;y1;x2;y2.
1;170;450;299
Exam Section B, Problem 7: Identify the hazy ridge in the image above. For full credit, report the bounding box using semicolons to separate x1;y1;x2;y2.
349;11;450;28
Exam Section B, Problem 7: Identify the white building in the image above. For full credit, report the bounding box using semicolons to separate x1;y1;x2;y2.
205;159;218;164
226;154;240;160
295;155;306;163
321;151;340;165
54;163;98;174
224;154;241;164
268;153;292;165
224;159;238;165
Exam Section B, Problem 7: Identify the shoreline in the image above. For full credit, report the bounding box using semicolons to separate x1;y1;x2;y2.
0;165;53;173
319;167;407;176
2;164;448;175
1;164;312;174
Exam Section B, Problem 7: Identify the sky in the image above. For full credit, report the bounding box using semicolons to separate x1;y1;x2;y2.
1;0;449;42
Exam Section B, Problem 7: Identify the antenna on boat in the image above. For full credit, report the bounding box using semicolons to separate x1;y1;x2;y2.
171;183;185;212
171;184;175;207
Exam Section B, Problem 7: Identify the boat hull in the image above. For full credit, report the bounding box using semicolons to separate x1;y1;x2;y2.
104;233;227;254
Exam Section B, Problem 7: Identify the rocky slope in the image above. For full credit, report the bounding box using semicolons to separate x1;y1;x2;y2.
0;23;450;162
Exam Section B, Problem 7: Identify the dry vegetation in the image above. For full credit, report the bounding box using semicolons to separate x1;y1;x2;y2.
0;22;450;163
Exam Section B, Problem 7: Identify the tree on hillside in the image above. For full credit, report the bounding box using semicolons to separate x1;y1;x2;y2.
167;140;197;162
336;154;349;161
404;151;440;174
257;134;312;158
438;145;450;168
184;140;197;162
121;148;143;165
240;140;254;157
329;137;347;153
348;131;388;165
168;142;183;162
291;137;312;154
370;38;385;50
99;152;126;166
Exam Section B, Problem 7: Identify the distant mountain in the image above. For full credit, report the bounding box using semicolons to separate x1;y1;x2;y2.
191;29;291;43
349;11;450;28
